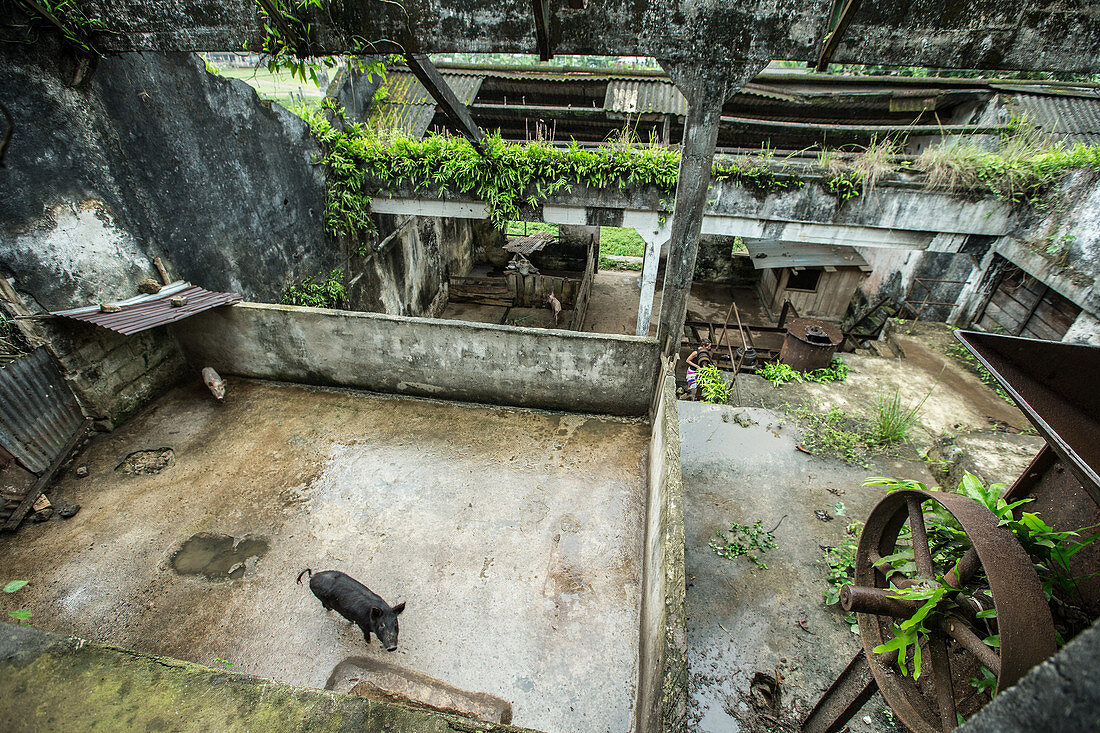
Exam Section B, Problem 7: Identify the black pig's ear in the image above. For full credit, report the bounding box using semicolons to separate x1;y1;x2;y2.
392;601;406;615
370;606;382;619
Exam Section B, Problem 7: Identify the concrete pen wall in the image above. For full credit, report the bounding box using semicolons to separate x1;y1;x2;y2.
172;302;661;416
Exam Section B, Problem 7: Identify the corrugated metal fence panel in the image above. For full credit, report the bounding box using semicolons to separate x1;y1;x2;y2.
1008;94;1100;145
604;78;687;116
0;347;84;474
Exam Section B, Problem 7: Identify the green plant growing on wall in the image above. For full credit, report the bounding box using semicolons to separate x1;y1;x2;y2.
15;0;107;53
281;268;347;308
710;520;779;570
247;0;387;85
696;363;731;404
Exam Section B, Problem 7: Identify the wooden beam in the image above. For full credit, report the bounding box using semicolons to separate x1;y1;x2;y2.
814;0;862;72
531;0;553;61
404;53;486;154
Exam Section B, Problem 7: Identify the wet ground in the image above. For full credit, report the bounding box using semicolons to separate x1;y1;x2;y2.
0;379;651;733
680;401;930;733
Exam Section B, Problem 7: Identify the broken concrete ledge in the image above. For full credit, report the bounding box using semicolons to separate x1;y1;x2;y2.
0;623;541;733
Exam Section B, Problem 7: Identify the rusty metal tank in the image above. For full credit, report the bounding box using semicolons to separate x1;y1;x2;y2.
778;318;843;372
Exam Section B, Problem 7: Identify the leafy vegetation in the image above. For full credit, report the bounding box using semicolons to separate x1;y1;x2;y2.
822;521;863;632
15;0;107;54
756;358;850;386
697;363;731;404
598;255;643;272
599;227;646;257
710;520;778;570
851;474;1100;682
247;0;387;85
792;405;874;466
281;268;347;308
4;579;31;624
870;385;933;445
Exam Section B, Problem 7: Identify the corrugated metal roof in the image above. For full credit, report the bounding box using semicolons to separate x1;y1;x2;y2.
368;103;437;136
0;347;84;474
382;71;484;106
745;241;871;270
1006;93;1100;145
505;231;555;255
604;78;687;116
52;281;242;336
370;71;484;138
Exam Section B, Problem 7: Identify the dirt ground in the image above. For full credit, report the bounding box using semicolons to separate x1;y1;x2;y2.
0;379;650;733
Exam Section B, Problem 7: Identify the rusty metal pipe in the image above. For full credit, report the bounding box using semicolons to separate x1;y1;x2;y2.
943;616;1001;676
841;585;920;617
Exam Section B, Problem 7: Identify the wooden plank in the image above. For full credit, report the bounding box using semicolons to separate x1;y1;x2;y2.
403;53;486;153
2;420;89;532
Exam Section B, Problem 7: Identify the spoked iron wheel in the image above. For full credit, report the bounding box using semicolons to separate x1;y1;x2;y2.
843;489;1056;732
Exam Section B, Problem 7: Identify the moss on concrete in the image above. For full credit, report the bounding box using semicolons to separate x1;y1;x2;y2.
0;623;539;733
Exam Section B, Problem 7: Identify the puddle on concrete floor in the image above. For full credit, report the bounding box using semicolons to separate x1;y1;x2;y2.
117;447;174;475
170;533;268;579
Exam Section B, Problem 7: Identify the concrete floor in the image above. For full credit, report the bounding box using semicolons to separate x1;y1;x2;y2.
680;401;932;733
0;379;651;733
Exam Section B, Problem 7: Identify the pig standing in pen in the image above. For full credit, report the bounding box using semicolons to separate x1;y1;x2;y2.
297;568;406;651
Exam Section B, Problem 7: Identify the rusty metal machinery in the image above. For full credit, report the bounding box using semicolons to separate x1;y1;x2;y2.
804;490;1055;733
804;332;1100;732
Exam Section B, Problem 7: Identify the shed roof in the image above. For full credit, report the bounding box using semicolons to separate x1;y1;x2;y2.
1005;92;1100;145
52;281;242;335
745;241;871;270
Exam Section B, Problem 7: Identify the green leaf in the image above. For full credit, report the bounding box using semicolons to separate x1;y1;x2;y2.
8;609;31;621
3;580;28;593
976;608;997;619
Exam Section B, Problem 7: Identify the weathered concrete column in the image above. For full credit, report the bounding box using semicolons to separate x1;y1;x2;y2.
636;231;665;337
655;60;767;358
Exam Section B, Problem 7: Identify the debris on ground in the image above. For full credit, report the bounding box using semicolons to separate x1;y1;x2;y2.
814;509;834;522
74;465;88;478
117;447;174;475
30;494;52;522
826;487;844;496
798;612;813;634
749;671;781;710
57;503;81;519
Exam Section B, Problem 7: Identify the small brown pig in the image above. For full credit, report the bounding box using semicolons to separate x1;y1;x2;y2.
201;367;226;401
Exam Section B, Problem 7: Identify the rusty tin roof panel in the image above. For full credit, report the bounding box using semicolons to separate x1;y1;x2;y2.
52;281;242;335
0;347;84;474
383;71;485;106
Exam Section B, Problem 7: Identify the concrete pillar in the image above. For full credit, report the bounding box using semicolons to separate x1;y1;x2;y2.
1063;310;1100;346
655;60;767;359
636;231;665;337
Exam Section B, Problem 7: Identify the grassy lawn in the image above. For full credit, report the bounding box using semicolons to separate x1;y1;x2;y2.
505;221;559;237
599;227;645;257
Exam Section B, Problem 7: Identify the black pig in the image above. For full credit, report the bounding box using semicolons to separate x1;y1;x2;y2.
297;568;405;650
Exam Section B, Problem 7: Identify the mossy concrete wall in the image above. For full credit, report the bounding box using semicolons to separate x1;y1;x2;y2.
172;302;661;416
0;623;540;733
636;376;688;733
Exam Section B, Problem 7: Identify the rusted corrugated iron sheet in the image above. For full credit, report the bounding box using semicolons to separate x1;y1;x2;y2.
1005;93;1100;145
604;78;687;116
370;71;484;137
505;231;555;255
368;102;437;137
52;281;242;336
382;71;484;106
0;347;84;475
